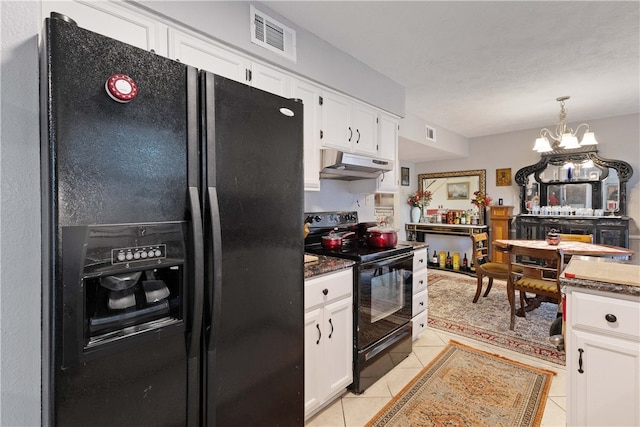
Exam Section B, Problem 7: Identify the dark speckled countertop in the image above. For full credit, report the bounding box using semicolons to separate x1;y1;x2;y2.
400;240;429;250
304;254;355;279
560;276;640;297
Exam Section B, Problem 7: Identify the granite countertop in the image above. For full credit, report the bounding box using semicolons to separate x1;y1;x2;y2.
560;276;640;297
304;254;355;279
400;240;429;250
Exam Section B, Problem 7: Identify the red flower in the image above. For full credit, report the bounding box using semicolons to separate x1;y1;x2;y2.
407;190;432;207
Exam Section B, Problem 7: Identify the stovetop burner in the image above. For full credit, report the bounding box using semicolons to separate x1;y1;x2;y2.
304;211;412;263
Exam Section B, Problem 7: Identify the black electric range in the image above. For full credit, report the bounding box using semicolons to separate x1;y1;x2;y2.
304;211;414;394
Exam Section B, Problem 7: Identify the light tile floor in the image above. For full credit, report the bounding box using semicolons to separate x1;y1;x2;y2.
305;328;566;427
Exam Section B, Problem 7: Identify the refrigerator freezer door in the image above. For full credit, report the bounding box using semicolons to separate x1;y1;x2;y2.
42;16;200;426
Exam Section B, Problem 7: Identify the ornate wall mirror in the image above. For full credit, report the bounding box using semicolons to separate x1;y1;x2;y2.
418;169;486;211
515;146;632;215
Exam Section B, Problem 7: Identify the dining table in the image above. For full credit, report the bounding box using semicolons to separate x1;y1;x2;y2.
493;239;633;259
493;239;634;315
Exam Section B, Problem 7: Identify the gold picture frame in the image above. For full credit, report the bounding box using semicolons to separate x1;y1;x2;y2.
496;168;512;186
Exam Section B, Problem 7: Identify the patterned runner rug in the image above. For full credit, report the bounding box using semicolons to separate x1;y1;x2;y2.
366;341;555;427
427;270;565;365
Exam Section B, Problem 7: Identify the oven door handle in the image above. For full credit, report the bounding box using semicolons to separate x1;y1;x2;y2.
361;252;413;268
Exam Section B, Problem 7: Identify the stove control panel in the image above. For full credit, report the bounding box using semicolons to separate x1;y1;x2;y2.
112;244;166;265
304;211;359;228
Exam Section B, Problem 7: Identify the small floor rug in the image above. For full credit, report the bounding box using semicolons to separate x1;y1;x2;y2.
366;341;556;427
427;270;565;365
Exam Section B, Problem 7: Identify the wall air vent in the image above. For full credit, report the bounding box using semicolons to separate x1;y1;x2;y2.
426;125;436;142
250;5;297;62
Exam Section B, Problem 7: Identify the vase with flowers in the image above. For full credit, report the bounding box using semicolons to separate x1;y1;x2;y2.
470;190;492;224
407;190;432;222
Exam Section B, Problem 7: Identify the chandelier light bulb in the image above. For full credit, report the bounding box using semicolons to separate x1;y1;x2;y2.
532;137;553;152
580;131;598;146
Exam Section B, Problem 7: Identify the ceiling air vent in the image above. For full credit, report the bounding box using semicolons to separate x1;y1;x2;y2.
250;5;297;62
426;125;436;142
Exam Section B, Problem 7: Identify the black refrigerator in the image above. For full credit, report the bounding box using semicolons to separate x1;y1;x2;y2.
41;13;304;427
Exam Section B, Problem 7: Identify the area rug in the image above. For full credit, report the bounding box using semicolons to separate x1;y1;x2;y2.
427;270;565;365
366;341;555;427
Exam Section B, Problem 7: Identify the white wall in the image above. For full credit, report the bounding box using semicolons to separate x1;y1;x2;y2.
134;1;405;116
406;113;640;263
0;1;42;425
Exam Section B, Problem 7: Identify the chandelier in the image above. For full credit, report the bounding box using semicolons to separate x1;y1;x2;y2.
532;96;598;152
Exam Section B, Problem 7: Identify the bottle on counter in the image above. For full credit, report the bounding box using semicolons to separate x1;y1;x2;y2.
431;250;438;266
438;251;447;269
460;211;466;225
462;253;468;271
446;251;452;269
453;252;460;271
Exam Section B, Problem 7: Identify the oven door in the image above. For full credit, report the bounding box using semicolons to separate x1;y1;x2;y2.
356;252;413;350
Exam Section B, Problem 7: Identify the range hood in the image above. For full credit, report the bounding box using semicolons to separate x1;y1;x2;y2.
320;149;394;181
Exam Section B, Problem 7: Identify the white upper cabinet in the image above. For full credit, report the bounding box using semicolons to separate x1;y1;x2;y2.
320;90;378;156
168;29;249;83
291;78;322;191
351;102;378;155
41;1;168;55
319;90;352;152
168;29;292;98
377;113;399;192
250;62;291;98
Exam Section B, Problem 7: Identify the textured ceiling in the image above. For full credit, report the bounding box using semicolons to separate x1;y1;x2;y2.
261;1;640;160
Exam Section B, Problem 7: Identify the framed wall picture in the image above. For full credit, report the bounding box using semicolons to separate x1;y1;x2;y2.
401;167;410;186
496;168;512;186
447;182;469;199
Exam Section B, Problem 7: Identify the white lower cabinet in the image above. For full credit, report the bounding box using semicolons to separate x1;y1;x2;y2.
566;287;640;426
304;269;353;419
411;248;428;340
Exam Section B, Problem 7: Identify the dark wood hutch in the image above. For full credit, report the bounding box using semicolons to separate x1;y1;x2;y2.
514;145;633;248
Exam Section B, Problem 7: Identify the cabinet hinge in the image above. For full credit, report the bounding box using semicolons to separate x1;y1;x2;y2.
319;96;323;106
320;130;323;139
376;117;379;124
246;69;252;82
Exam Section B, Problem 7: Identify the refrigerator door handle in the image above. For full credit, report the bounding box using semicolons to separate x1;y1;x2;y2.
207;186;222;351
188;186;204;358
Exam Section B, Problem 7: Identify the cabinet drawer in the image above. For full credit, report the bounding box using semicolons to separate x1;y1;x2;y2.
413;248;428;272
571;291;640;339
412;311;428;341
413;270;427;294
305;269;353;310
412;288;427;316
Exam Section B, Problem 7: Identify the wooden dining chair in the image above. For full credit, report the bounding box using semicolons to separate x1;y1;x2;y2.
470;232;510;303
506;245;564;331
558;233;593;243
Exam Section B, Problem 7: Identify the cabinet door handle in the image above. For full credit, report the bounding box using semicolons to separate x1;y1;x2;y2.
316;324;321;345
605;313;617;323
419;301;424;306
356;129;361;143
328;318;334;338
348;127;353;141
322;288;328;296
419;280;424;285
578;348;584;373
